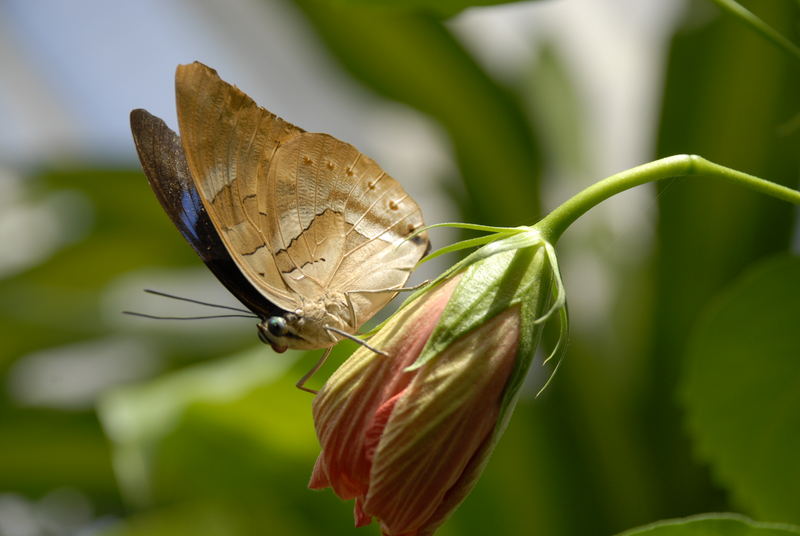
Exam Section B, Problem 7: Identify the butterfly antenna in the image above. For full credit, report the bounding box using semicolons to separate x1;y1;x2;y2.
123;311;258;320
143;289;253;314
324;325;389;356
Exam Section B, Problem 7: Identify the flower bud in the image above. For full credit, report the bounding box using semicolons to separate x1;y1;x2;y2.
310;231;566;536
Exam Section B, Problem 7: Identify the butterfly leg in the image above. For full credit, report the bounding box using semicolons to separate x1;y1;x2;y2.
395;279;431;292
346;279;431;298
342;279;431;328
296;347;334;394
324;325;388;357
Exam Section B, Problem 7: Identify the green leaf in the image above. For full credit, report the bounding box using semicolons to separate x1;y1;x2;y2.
681;256;800;523
98;346;308;505
616;513;800;535
0;407;117;498
645;0;799;512
97;343;361;535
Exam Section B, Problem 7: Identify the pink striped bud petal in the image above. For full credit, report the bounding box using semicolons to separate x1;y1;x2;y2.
309;277;460;500
365;306;520;536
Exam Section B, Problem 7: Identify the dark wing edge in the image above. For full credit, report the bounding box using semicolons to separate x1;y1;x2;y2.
129;108;286;319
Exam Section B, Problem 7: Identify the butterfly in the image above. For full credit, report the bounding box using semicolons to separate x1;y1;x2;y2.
130;62;429;377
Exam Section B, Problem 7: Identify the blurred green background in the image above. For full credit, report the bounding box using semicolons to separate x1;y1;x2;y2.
1;0;799;535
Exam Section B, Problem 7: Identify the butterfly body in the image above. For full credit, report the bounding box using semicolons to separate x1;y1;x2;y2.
131;62;428;353
258;292;352;352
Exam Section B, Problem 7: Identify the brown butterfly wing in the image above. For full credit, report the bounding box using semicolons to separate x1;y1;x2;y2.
176;61;429;333
262;132;429;329
175;61;302;310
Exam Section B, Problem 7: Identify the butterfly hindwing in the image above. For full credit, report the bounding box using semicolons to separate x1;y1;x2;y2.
263;131;428;329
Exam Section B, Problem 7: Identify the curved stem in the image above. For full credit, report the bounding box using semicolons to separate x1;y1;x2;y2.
709;0;800;64
535;154;800;243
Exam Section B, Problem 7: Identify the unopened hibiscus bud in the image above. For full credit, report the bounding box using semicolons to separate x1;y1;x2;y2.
310;230;567;536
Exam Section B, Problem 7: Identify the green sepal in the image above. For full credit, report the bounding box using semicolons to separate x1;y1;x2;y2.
363;228;541;338
403;229;544;309
418;232;518;264
408;238;554;372
415;221;527;235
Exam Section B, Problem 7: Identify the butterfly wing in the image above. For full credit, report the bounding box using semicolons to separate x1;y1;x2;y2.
129;108;285;319
175;61;429;335
262;131;429;329
175;62;303;311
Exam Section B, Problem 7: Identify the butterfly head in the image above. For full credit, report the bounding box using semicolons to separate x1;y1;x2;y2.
257;297;353;353
257;314;297;353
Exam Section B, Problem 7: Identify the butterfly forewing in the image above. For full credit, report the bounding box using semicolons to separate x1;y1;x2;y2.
175;62;303;310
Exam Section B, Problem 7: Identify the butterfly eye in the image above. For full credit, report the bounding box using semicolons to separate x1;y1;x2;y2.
267;316;288;337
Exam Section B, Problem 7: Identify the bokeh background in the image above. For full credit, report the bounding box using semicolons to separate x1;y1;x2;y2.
1;0;798;535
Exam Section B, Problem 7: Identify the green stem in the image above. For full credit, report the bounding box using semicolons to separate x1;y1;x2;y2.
535;154;800;243
709;0;800;64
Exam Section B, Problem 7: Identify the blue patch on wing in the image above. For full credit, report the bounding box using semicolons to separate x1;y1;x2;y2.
180;187;204;243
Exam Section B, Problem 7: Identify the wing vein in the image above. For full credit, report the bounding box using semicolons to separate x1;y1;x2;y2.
240;109;263;231
343;207;417;259
345;187;393;237
295;154;314;272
